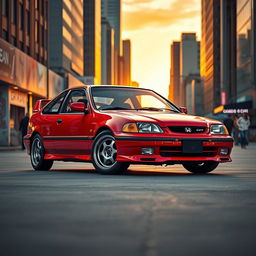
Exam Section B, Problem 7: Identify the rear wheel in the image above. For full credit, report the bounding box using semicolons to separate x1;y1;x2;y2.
31;134;53;171
92;131;130;174
182;161;219;174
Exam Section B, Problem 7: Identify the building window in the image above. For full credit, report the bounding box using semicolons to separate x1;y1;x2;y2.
11;36;17;46
26;10;30;35
35;21;38;42
20;41;24;50
19;3;24;30
2;0;8;16
11;0;17;23
41;26;44;47
2;30;8;40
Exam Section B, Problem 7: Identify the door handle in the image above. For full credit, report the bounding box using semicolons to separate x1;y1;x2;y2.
56;119;62;124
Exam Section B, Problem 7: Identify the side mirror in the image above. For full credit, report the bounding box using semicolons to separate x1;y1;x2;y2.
180;107;188;114
33;99;51;113
70;102;88;113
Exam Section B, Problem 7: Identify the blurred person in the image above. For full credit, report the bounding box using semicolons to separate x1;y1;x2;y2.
19;113;29;150
237;113;250;149
244;114;250;145
223;114;234;136
233;114;239;145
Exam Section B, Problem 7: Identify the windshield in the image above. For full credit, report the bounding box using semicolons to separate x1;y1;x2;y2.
90;87;181;113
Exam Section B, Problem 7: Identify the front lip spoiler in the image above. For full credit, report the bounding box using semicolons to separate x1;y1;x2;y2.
115;137;234;142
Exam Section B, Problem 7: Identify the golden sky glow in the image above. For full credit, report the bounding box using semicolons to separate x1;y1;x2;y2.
122;0;201;99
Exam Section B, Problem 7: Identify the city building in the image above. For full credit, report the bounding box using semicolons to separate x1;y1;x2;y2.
169;41;180;105
104;0;121;84
83;0;101;85
180;33;202;114
122;39;131;86
201;0;221;115
169;33;202;115
236;0;256;106
48;0;84;82
101;17;114;85
0;0;57;147
220;0;237;105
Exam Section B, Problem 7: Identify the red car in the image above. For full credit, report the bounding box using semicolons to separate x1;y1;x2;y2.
24;86;233;174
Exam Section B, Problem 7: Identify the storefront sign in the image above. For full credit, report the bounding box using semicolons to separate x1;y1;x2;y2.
223;109;249;114
9;88;27;108
0;39;15;85
0;38;47;97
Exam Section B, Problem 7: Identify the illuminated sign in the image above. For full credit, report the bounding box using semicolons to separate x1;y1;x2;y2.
223;109;249;114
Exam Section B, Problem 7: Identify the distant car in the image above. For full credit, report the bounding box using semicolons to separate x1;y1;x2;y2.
24;86;233;174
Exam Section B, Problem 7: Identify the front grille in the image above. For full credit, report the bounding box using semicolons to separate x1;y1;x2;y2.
168;126;207;134
160;146;217;157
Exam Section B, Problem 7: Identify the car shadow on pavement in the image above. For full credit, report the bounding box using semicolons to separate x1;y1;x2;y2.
25;168;228;177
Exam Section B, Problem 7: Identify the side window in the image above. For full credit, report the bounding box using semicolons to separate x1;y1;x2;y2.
61;90;87;113
43;91;67;114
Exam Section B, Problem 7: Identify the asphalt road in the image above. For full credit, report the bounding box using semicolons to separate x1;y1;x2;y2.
0;145;256;256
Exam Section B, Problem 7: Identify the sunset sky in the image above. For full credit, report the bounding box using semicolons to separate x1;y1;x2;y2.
122;0;201;98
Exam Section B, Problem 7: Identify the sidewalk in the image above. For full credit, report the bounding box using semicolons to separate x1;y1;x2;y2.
0;146;23;151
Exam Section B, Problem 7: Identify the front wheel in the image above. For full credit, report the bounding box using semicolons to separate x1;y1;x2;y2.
92;131;130;174
31;134;53;171
182;161;219;174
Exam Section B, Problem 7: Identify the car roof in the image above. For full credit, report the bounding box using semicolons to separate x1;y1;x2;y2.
67;85;151;93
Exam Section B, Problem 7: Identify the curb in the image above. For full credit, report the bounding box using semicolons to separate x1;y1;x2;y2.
0;147;23;151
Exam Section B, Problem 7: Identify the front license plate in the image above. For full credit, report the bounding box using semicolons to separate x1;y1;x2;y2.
182;140;202;153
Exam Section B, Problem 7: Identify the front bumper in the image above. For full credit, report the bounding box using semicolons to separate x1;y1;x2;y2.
115;135;233;164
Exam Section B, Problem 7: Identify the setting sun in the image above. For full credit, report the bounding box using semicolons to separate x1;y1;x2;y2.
122;0;201;97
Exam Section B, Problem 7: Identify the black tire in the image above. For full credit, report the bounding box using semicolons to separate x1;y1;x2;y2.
30;134;53;171
92;130;130;174
182;161;219;174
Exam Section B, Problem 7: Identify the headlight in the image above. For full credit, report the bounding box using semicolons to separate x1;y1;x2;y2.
210;124;228;135
122;122;163;133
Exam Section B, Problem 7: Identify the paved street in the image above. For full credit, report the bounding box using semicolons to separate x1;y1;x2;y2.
0;145;256;256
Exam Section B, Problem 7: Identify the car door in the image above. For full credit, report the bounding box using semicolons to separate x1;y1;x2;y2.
55;88;93;155
40;90;69;155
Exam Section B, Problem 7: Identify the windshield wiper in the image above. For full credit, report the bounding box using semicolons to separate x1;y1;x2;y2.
136;107;179;113
99;106;132;110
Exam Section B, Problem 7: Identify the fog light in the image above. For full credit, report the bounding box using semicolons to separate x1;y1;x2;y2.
220;148;229;155
141;148;154;155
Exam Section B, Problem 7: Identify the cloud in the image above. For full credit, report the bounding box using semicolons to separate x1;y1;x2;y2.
123;0;200;31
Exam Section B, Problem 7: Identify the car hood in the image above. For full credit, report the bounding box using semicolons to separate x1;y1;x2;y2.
102;110;221;127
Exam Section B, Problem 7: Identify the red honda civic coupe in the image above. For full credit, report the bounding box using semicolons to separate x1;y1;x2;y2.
24;86;233;174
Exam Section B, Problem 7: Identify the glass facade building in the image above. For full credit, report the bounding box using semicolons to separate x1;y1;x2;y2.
49;0;84;77
201;0;221;115
236;0;255;102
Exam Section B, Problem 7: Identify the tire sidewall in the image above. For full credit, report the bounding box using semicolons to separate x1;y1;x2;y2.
92;131;120;174
31;134;46;170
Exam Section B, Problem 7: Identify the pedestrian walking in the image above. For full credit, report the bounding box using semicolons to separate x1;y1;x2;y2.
244;114;250;145
223;114;234;136
19;113;29;150
237;113;250;149
233;114;239;145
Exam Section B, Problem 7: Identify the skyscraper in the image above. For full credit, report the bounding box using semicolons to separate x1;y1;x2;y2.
101;17;115;85
48;0;84;77
201;0;221;114
84;0;101;85
236;0;256;104
169;41;180;105
169;33;202;115
105;0;121;84
220;0;237;104
122;39;131;85
180;33;201;108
